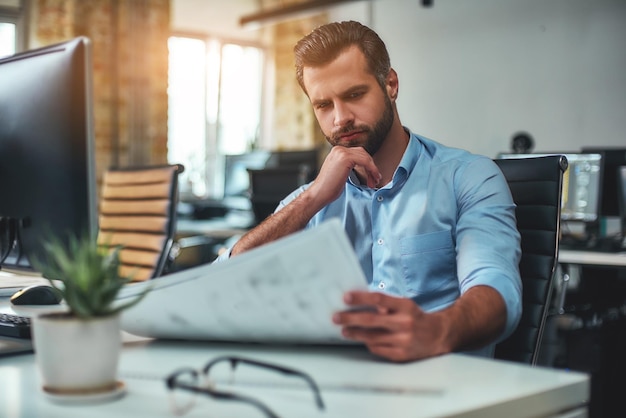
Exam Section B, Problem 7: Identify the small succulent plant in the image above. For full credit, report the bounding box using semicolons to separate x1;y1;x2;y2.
35;233;149;319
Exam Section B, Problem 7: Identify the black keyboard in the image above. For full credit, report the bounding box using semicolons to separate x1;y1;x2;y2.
0;313;31;339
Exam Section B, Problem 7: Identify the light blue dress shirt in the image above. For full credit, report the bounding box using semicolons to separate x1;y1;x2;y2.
220;130;522;357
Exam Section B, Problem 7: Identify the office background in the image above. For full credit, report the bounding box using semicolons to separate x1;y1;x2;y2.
2;0;624;182
1;2;624;415
172;0;626;159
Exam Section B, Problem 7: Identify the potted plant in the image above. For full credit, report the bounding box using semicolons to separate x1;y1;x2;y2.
31;233;149;403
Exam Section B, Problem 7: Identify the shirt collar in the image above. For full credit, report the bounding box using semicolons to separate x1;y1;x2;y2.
397;128;421;177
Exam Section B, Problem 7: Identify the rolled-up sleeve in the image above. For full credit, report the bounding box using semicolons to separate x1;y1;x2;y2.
454;157;522;342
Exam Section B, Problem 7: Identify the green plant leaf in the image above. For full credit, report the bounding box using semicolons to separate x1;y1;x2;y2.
32;231;151;319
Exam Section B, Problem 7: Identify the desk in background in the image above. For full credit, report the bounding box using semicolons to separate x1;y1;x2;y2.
554;248;626;317
0;335;589;418
176;209;255;239
555;247;626;418
556;247;626;316
559;249;626;267
170;210;256;270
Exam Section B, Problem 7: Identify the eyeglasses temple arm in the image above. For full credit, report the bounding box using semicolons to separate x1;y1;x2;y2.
203;356;325;410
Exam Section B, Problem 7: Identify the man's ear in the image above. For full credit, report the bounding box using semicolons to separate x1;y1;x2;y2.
386;68;399;101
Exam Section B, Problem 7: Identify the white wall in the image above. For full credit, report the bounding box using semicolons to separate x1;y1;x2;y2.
173;0;626;158
171;0;261;42
370;0;626;157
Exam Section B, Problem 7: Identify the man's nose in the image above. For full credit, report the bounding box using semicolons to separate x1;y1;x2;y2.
333;102;354;127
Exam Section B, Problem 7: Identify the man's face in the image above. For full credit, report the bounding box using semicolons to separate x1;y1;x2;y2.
302;46;394;155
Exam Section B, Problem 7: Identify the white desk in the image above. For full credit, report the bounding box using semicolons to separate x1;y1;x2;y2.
559;249;626;267
552;249;626;315
0;334;589;418
0;271;49;297
556;248;626;310
176;210;254;239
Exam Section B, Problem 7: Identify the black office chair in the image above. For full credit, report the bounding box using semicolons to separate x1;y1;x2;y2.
493;155;568;365
247;166;311;224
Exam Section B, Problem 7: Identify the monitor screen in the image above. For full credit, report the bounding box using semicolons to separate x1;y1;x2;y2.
223;151;271;199
497;153;603;222
221;148;320;199
265;149;320;182
0;37;97;273
581;147;626;218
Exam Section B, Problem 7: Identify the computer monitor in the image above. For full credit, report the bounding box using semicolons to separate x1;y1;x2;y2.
221;148;319;204
497;153;603;223
189;149;318;219
265;148;320;182
581;147;626;218
0;37;97;273
223;151;271;200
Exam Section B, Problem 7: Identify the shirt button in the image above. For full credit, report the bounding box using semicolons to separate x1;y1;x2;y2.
378;282;386;290
377;238;384;245
377;196;384;202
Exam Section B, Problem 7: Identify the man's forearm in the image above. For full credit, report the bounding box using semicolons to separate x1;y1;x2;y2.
434;285;507;352
231;190;322;256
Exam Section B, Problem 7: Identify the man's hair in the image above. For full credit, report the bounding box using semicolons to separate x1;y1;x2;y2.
294;20;391;94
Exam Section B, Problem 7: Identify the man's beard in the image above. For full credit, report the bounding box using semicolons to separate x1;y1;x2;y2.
327;96;395;156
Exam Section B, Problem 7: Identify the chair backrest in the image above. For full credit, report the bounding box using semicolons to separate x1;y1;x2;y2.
98;164;184;281
494;155;567;365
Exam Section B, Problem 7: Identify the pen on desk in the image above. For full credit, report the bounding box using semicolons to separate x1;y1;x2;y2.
322;383;443;396
207;378;442;396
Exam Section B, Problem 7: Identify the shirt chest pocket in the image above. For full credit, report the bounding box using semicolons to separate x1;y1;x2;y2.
399;230;457;297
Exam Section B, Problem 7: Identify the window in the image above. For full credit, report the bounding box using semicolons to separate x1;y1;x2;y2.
167;34;264;200
0;22;16;57
0;0;27;58
0;6;16;58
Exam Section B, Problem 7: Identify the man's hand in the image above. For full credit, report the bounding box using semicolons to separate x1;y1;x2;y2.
333;291;451;362
333;286;506;363
308;146;381;206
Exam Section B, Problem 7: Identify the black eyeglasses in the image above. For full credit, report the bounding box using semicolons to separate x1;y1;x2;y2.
165;355;325;418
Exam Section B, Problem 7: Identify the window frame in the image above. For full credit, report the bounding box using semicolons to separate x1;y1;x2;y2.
0;0;29;54
167;30;267;201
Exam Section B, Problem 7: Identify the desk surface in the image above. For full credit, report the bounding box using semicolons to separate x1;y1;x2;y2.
177;210;255;239
558;248;626;266
0;335;589;418
0;270;51;299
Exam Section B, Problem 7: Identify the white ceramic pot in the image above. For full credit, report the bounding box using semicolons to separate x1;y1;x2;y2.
32;312;122;395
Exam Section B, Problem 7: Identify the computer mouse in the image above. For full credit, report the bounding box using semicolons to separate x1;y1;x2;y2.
10;284;63;306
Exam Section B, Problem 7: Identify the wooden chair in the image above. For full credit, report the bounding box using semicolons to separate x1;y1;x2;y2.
494;155;567;365
98;164;184;281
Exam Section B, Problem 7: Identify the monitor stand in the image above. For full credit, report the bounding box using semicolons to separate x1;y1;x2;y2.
0;218;18;266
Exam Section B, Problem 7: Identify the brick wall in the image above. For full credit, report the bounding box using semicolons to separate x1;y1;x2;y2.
32;0;329;186
34;0;170;189
263;0;328;151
